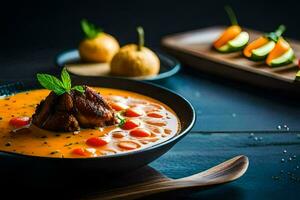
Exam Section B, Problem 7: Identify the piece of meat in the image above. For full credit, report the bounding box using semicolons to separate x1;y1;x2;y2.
32;92;81;132
32;92;58;128
56;92;74;112
32;86;116;132
43;112;79;132
73;86;116;128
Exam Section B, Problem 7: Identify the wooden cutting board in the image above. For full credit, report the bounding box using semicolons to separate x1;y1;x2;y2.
161;26;300;95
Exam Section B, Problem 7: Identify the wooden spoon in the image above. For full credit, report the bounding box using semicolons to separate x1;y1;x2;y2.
86;155;249;200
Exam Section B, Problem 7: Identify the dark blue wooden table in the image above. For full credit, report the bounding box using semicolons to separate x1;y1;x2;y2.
150;133;300;200
1;49;300;199
147;68;300;200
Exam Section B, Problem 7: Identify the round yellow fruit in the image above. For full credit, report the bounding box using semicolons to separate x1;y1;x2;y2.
110;44;160;77
79;33;119;63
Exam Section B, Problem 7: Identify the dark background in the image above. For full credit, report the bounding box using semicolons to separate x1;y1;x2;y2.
1;0;300;79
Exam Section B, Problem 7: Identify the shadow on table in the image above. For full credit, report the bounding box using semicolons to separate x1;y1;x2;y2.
143;185;245;200
0;164;244;200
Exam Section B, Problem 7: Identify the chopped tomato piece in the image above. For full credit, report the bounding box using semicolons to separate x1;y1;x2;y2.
110;102;128;111
72;148;88;156
147;112;163;118
118;141;140;150
121;119;139;130
9;117;31;128
125;108;143;117
86;137;108;147
130;129;151;137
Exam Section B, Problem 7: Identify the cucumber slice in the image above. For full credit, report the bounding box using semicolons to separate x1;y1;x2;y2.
217;44;230;52
269;48;295;67
251;41;275;61
296;70;300;81
217;32;249;53
228;32;249;49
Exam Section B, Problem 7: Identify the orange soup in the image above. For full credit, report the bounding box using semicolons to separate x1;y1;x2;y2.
0;88;180;158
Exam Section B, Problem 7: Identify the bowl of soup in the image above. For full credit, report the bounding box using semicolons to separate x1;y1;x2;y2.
0;76;195;172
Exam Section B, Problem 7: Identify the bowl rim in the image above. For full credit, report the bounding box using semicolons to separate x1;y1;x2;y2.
56;49;181;81
0;78;196;160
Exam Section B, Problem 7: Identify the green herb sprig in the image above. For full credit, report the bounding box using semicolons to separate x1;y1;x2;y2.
37;68;84;95
81;19;103;39
266;25;286;43
116;112;126;127
224;5;238;26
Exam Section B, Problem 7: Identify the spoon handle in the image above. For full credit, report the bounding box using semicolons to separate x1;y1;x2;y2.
87;155;249;200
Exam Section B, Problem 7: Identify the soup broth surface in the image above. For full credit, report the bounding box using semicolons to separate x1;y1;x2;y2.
0;88;180;158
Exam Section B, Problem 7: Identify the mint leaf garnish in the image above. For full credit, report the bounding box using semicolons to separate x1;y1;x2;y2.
72;85;85;93
37;73;65;95
37;68;84;95
61;68;71;91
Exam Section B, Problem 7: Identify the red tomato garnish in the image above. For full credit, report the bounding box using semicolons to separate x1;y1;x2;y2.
72;148;88;156
125;108;143;117
110;102;128;111
130;129;151;137
147;112;163;118
298;59;300;68
86;137;108;147
121;119;139;130
118;141;140;150
9;117;31;128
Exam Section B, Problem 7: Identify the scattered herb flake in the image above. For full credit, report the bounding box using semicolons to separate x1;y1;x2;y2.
116;112;126;127
50;150;59;155
64;143;73;147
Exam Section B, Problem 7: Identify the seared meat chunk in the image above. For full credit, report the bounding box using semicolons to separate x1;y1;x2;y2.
32;92;58;128
73;86;116;127
32;86;116;132
43;112;79;132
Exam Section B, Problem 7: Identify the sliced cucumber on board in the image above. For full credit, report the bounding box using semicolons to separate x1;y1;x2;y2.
228;32;249;48
251;41;276;61
217;44;231;52
217;32;249;53
269;48;295;67
296;70;300;81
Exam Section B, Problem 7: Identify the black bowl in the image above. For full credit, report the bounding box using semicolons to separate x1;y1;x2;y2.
0;76;195;173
